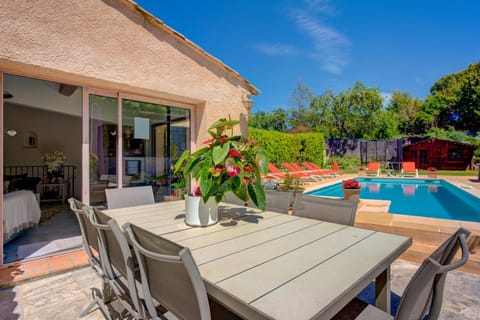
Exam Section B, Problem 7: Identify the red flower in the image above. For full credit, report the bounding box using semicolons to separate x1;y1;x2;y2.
244;166;254;173
228;149;242;159
342;179;361;189
226;163;241;178
211;165;223;177
217;137;228;143
193;186;202;196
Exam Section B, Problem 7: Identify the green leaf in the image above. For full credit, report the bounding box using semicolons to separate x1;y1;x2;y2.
212;144;229;164
174;150;190;174
255;149;268;174
183;156;202;176
233;184;248;202
199;158;213;197
248;180;266;211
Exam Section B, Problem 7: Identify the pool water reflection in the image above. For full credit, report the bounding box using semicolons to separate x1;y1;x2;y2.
306;178;480;222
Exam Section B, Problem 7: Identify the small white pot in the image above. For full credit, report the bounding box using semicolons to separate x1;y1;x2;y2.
185;195;219;227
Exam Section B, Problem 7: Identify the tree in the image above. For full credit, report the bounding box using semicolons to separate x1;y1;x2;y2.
387;91;422;135
310;82;389;139
423;62;480;132
249;108;289;132
289;79;314;129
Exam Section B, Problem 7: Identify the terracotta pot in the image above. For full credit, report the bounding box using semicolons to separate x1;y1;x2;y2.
185;195;218;227
343;188;360;201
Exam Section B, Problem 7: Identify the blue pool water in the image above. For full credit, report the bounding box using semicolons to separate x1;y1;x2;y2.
306;178;480;222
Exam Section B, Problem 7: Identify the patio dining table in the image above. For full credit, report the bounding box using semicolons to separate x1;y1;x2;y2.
104;201;412;320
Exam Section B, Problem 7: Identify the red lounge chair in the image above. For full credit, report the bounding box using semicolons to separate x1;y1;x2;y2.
267;163;295;179
282;163;321;181
331;161;343;175
366;162;380;176
401;161;419;178
302;162;335;177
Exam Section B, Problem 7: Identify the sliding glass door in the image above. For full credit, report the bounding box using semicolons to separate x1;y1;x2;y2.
88;93;191;205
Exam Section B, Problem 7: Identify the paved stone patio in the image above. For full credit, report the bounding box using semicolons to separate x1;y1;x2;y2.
0;259;479;319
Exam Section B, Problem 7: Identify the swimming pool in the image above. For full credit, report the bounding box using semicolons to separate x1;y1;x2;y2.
306;177;480;222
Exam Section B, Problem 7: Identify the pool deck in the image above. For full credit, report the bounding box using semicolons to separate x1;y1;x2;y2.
304;174;480;274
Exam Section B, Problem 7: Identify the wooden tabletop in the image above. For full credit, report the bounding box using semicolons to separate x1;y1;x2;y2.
105;201;412;320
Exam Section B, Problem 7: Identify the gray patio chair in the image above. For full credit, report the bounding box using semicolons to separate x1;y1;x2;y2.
223;191;248;206
248;190;294;214
292;194;358;226
333;227;471;320
105;185;154;209
124;222;242;320
91;208;145;319
68;198;111;318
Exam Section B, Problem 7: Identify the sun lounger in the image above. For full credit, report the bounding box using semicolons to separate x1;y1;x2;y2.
366;162;380;176
401;161;419;178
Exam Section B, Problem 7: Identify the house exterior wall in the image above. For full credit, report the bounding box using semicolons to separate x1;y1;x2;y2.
0;0;255;145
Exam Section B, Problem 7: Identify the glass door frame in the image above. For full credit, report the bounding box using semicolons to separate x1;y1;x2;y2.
82;88;195;204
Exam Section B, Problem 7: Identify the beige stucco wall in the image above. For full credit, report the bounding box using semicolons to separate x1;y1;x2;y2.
0;0;256;144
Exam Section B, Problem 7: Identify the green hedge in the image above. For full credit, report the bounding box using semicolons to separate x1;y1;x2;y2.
249;128;325;166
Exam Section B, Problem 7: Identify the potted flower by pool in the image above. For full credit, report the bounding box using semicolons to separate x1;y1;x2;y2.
174;117;267;226
342;179;361;201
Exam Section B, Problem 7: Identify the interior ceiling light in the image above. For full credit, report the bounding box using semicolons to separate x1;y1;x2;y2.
3;91;13;99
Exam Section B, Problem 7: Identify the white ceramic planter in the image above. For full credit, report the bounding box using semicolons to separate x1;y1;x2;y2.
184;195;219;227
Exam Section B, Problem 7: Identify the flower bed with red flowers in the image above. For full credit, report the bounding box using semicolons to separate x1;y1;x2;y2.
342;179;361;189
174;117;267;210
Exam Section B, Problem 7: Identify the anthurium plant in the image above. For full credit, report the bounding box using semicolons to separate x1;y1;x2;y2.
174;117;268;210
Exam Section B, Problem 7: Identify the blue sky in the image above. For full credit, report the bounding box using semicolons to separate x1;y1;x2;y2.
136;0;480;112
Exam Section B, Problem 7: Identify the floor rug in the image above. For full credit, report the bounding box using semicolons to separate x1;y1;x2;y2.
16;236;83;260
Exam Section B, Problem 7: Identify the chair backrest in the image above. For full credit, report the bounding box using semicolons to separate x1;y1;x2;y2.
289;163;305;171
309;162;322;170
91;208;144;318
331;162;339;171
402;161;416;172
268;163;283;174
259;190;294;214
105;186;155;209
124;222;211;320
282;162;299;173
292;194;358;226
395;227;470;320
367;162;380;171
67;198;101;271
223;192;247;206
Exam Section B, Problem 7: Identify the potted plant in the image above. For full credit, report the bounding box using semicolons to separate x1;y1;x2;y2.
174;117;267;226
342;179;361;201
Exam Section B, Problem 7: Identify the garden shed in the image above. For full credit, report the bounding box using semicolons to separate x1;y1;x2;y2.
402;138;476;170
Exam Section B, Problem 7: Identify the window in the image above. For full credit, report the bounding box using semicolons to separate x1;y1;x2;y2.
448;148;463;160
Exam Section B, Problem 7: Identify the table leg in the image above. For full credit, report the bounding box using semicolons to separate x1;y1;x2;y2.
375;266;391;314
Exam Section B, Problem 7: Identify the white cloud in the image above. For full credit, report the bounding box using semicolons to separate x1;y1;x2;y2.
251;0;350;74
251;43;299;57
288;6;350;74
